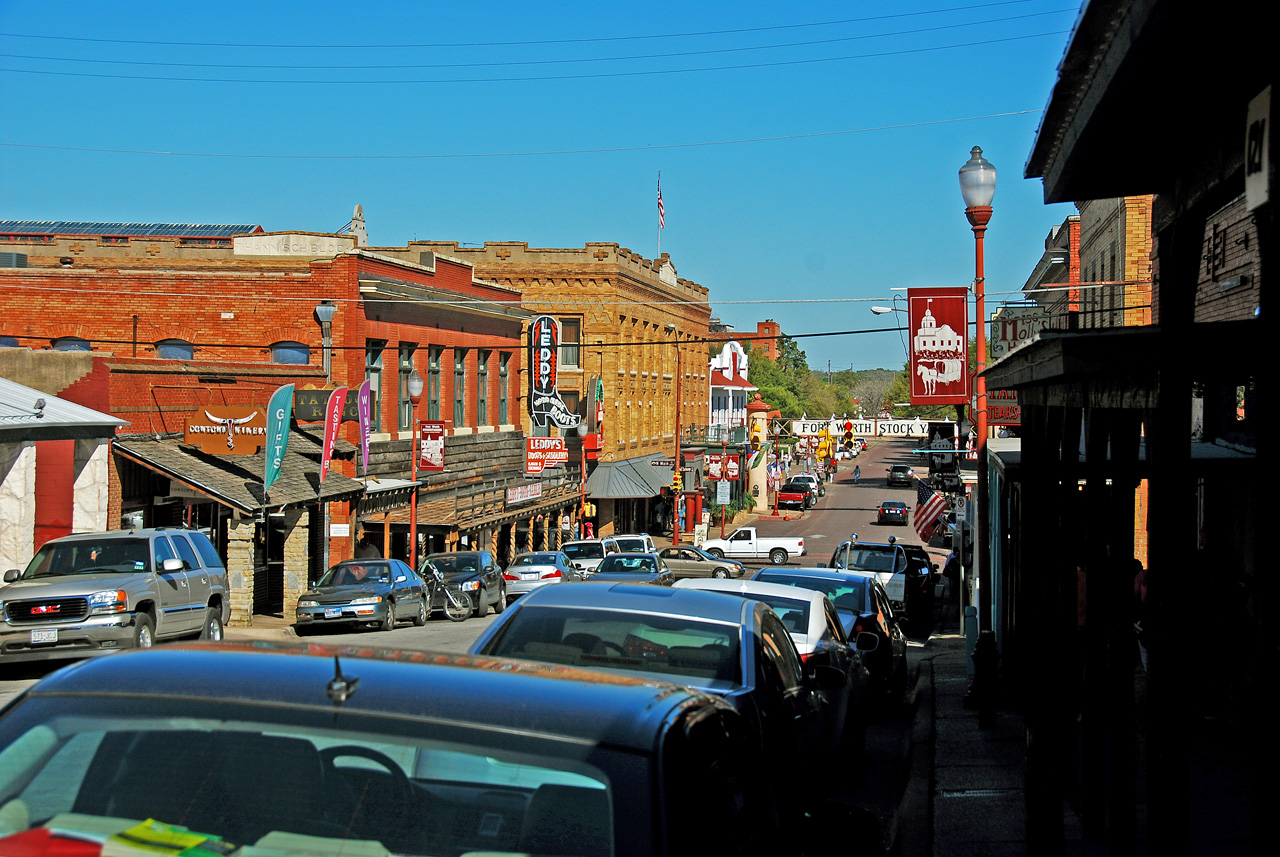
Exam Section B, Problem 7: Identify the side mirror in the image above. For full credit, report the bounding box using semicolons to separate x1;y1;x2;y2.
396;575;407;582
3;568;20;583
161;558;184;573
854;631;879;653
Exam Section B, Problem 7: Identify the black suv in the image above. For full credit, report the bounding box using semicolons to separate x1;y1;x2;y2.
885;464;915;487
424;551;506;617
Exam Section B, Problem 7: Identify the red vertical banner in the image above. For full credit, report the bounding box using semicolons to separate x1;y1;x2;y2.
419;421;446;472
319;387;349;483
908;287;970;405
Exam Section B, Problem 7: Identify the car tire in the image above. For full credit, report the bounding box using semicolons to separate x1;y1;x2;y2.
473;587;489;618
199;606;223;642
412;598;428;627
132;614;155;650
769;548;789;565
707;548;725;558
712;567;729;579
493;584;507;613
379;605;395;632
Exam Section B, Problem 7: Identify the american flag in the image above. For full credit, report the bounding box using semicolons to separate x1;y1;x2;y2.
914;479;948;541
657;177;665;229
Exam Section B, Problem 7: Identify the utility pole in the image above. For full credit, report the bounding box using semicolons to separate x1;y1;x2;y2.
672;336;682;546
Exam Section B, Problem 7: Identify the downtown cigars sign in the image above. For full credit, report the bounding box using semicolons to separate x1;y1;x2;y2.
319;387;349;484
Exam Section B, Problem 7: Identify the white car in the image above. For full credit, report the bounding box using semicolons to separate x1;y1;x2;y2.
612;533;657;553
560;538;620;575
791;473;826;497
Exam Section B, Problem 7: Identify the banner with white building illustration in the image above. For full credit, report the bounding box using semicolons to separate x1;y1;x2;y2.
908;287;970;405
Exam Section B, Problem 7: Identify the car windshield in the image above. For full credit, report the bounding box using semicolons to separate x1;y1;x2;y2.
847;549;901;574
19;538;151;579
706;593;811;636
0;700;612;857
485;605;741;684
428;555;479;575
562;543;603;560
891;466;911;474
613;538;647;552
512;554;558;567
756;573;868;615
596;556;656;574
317;562;391;586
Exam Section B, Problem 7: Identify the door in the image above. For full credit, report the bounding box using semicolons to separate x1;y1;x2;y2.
171;533;211;618
728;528;754;557
151;536;195;635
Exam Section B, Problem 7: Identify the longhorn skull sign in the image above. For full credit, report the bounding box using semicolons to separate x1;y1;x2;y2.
184;407;268;455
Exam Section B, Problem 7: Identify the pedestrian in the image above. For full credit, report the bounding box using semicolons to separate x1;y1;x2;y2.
853;464;861;484
354;531;381;559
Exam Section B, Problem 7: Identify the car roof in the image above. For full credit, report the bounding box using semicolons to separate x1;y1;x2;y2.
513;581;752;624
22;641;715;753
880;500;908;506
674;578;829;607
755;566;879;584
611;533;651;539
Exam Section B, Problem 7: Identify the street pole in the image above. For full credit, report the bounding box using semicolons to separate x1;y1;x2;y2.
771;420;780;517
407;369;424;571
720;433;728;539
672;336;682;546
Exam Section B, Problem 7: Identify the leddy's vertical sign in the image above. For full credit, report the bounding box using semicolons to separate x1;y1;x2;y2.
528;315;583;429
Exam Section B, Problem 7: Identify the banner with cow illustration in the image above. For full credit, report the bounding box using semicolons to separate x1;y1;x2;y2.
908;287;970;406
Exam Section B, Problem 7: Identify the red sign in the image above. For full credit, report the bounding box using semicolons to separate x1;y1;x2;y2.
706;453;741;481
418;421;446;472
319;388;348;483
908;287;970;405
987;389;1021;426
526;437;568;475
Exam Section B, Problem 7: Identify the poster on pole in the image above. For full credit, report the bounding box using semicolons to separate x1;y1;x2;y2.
418;421;446;472
908;287;970;405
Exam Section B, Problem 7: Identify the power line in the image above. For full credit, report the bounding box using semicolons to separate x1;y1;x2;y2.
0;2;1044;50
0;30;1069;85
0;108;1043;160
0;9;1073;73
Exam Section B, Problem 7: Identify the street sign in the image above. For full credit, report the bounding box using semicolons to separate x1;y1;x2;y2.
650;458;676;467
716;481;731;504
955;497;967;522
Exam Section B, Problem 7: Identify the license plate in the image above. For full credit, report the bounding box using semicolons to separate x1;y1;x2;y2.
31;629;58;644
521;572;540;580
323;607;342;619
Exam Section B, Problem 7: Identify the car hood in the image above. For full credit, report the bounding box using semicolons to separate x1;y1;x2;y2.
1;573;147;598
306;583;389;598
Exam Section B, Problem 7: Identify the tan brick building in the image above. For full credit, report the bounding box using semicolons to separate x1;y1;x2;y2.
391;241;712;536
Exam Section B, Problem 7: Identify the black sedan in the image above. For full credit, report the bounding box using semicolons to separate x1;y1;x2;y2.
877;500;909;525
754;567;909;704
295;559;427;632
424;551;506;617
0;640;823;855
583;553;675;586
469;583;848;815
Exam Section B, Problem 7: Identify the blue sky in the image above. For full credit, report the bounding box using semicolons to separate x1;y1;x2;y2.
0;0;1080;371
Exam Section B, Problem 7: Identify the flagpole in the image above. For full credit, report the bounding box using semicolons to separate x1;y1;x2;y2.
656;171;663;259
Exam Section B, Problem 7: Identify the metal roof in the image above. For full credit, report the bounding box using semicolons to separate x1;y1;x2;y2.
584;453;671;499
0;221;263;238
0;376;127;440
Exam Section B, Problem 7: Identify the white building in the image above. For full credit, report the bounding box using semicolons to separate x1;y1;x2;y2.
708;342;757;436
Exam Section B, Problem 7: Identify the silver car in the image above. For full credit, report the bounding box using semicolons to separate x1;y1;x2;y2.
503;551;577;602
560;538;620;576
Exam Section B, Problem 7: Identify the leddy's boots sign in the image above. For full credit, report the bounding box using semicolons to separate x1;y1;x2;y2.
528;315;583;429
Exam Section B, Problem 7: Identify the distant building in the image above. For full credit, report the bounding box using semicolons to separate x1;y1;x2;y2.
708;341;757;432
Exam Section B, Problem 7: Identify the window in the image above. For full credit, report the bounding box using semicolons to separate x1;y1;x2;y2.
269;341;309;364
100;236;129;246
477;350;490;426
155;339;194;360
366;340;385;430
398;343;417;431
498;352;510;424
427;347;442;421
454;349;467;426
561;391;580;422
559;318;581;367
51;337;90;352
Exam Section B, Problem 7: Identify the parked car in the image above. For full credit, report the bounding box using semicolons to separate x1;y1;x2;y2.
825;537;911;613
582;553;675;586
656;546;744;579
854;437;868;452
469;583;849;815
561;537;621;575
295;558;427;632
502;551;578;602
877;500;909;525
0;639;819;855
1;527;228;663
612;533;657;553
753;567;909;703
778;480;817;509
700;527;806;565
886;464;915;487
791;472;826;497
674;577;876;758
424;551;505;617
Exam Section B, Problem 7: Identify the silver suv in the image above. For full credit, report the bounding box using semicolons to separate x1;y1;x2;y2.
1;528;229;663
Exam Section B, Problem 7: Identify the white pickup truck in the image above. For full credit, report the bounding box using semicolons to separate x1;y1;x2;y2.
700;527;806;565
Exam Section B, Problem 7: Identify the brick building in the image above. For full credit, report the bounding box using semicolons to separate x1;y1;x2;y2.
0;224;585;623
391;241;712;537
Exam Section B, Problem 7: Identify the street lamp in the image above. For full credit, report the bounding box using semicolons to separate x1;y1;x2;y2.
870;306;906;315
959;145;996;626
576;421;589;546
407;368;424;571
314;302;337;383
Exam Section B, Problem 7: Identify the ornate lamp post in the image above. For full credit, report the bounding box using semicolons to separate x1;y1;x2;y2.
959;145;996;623
406;369;424;571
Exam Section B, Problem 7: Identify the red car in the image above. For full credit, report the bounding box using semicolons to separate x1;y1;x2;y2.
877;500;909;525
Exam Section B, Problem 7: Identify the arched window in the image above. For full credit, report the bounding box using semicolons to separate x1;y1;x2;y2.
270;341;311;365
52;337;90;352
155;339;195;360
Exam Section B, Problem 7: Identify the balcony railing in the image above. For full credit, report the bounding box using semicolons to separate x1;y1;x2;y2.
682;424;748;446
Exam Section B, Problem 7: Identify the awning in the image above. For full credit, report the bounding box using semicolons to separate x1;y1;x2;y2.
114;429;364;513
585;453;672;499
